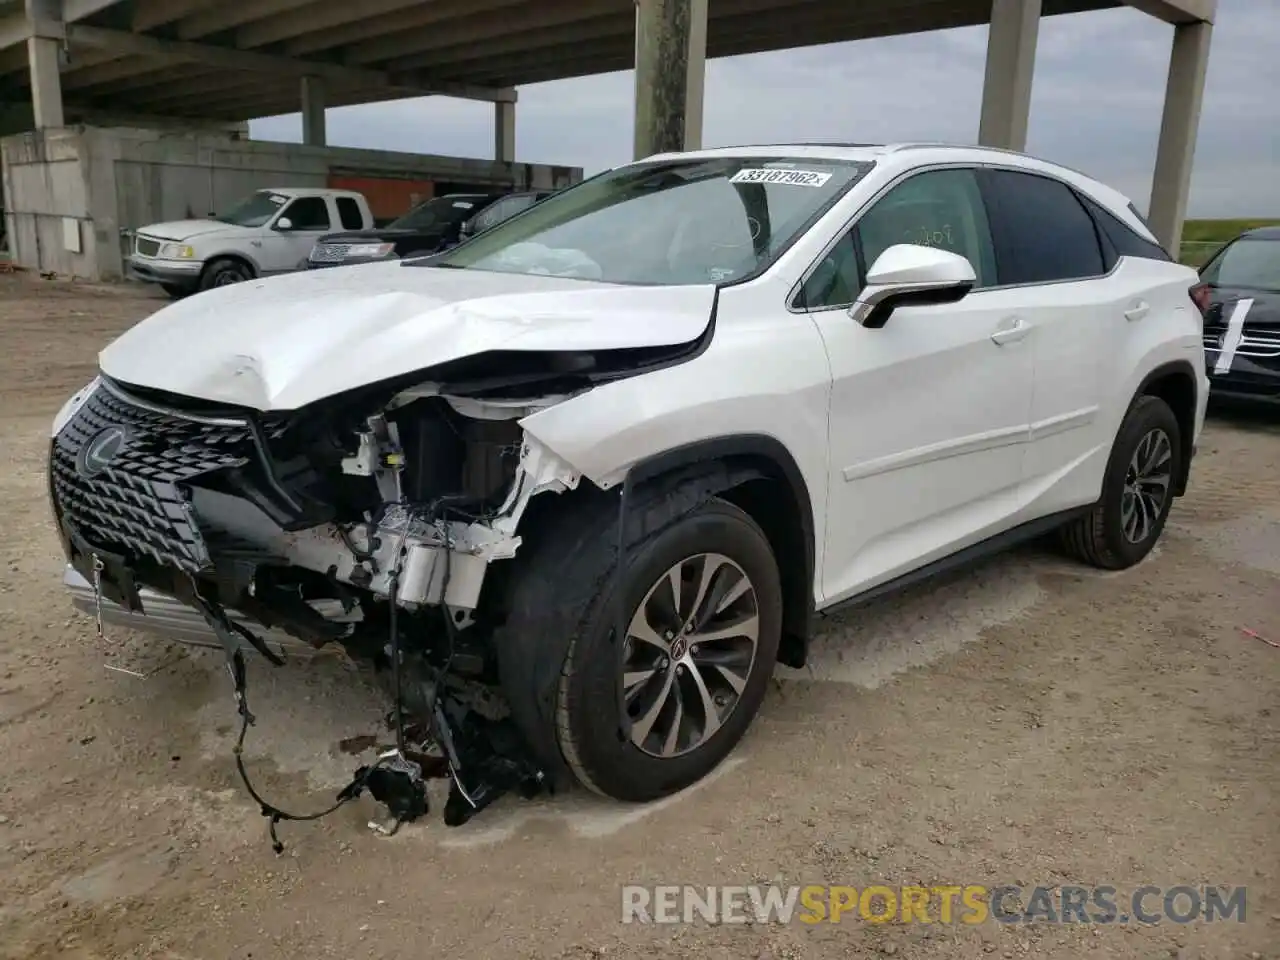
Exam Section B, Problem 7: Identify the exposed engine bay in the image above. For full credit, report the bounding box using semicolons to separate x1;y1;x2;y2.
48;343;694;845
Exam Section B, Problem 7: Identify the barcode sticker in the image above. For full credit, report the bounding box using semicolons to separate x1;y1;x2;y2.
729;168;833;187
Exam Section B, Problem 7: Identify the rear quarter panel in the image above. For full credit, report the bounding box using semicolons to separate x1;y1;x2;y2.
1101;257;1207;454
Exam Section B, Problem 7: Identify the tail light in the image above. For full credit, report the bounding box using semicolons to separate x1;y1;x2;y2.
1189;282;1211;320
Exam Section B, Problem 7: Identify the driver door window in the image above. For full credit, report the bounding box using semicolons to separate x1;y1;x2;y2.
268;196;332;272
799;168;997;310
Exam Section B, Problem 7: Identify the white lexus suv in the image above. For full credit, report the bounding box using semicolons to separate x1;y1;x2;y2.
49;143;1209;816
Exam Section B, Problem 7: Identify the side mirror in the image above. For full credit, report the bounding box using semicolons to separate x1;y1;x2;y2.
275;216;294;231
849;243;977;328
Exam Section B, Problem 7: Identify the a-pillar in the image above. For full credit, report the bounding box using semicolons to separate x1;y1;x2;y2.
977;0;1041;151
300;75;326;146
494;100;515;163
632;0;707;160
1147;19;1212;255
25;0;64;128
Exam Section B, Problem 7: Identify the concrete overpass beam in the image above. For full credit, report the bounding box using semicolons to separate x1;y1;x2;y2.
1147;18;1212;254
495;99;515;163
25;0;64;128
1124;0;1215;24
301;74;326;146
632;0;707;160
978;0;1041;151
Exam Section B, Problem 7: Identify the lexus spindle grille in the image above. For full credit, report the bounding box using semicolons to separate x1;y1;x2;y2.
50;382;260;573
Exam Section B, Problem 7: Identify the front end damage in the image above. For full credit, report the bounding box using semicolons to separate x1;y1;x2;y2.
49;363;599;838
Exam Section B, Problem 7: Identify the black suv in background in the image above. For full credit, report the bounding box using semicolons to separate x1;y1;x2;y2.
1198;226;1280;406
307;190;552;269
451;190;554;247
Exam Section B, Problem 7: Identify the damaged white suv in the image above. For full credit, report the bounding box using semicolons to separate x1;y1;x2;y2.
50;143;1209;815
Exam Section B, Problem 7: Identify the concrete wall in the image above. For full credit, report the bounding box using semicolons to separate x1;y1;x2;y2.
1;128;97;277
1;125;583;279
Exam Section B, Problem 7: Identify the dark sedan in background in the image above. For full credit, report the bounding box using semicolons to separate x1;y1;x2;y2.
1199;226;1280;406
307;189;552;269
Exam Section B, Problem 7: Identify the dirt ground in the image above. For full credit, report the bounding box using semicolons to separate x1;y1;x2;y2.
0;272;1276;960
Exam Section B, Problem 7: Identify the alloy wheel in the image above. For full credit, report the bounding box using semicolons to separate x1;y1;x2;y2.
620;552;760;759
1121;427;1173;544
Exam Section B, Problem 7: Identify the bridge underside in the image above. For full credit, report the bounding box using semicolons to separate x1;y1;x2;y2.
0;0;1217;249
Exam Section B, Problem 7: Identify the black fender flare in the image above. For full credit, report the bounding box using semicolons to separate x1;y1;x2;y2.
626;433;817;667
1132;359;1200;497
492;434;819;782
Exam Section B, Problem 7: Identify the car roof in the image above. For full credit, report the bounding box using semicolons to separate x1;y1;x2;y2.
1241;226;1280;240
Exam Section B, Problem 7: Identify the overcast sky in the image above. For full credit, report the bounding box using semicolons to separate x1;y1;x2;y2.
251;0;1276;218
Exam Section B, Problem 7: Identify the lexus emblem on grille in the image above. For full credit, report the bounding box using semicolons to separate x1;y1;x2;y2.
77;425;130;477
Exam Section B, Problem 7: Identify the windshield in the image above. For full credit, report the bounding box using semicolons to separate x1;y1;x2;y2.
426;156;873;285
1201;238;1280;292
391;196;488;231
216;190;289;228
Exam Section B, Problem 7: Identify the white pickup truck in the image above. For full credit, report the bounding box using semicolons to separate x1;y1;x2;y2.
126;187;374;298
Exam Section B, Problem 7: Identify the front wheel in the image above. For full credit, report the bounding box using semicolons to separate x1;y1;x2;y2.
560;500;782;801
1061;395;1182;570
197;258;253;291
497;496;783;802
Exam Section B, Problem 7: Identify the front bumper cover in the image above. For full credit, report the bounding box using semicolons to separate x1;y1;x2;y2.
127;256;202;290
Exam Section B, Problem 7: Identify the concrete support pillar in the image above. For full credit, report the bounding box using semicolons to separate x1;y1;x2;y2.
632;0;707;160
300;75;326;146
1147;19;1212;256
978;0;1041;151
494;100;515;163
25;0;66;131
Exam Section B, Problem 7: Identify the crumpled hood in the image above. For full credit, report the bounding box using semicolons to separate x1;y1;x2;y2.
99;262;717;411
137;220;253;242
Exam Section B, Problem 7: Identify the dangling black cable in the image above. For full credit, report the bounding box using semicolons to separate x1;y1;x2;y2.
225;647;380;854
387;568;407;754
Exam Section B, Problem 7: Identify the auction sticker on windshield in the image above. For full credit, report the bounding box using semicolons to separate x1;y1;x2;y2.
730;168;833;187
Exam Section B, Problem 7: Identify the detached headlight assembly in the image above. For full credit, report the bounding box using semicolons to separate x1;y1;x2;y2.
345;242;397;259
159;243;196;259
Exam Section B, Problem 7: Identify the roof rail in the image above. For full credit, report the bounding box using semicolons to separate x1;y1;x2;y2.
884;141;1100;183
885;141;1030;157
701;141;887;150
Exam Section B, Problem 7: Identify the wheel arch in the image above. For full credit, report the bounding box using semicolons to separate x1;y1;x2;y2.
1134;359;1198;497
200;251;260;279
625;434;816;668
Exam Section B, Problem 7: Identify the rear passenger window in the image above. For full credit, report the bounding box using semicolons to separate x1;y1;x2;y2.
336;197;364;230
1077;194;1172;264
981;169;1105;284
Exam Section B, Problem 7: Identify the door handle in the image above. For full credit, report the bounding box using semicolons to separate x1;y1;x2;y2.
1124;300;1150;322
990;316;1031;346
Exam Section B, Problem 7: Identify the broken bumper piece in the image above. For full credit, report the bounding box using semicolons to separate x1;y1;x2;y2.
63;564;324;658
64;562;549;834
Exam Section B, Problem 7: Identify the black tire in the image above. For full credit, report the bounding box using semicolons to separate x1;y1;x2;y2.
494;493;783;803
160;283;189;300
1060;395;1182;570
198;257;253;291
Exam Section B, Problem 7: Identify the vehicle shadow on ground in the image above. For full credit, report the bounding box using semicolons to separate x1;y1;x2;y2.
95;536;1093;847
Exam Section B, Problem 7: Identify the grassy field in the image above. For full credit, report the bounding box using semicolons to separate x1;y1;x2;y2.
1180;217;1280;266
